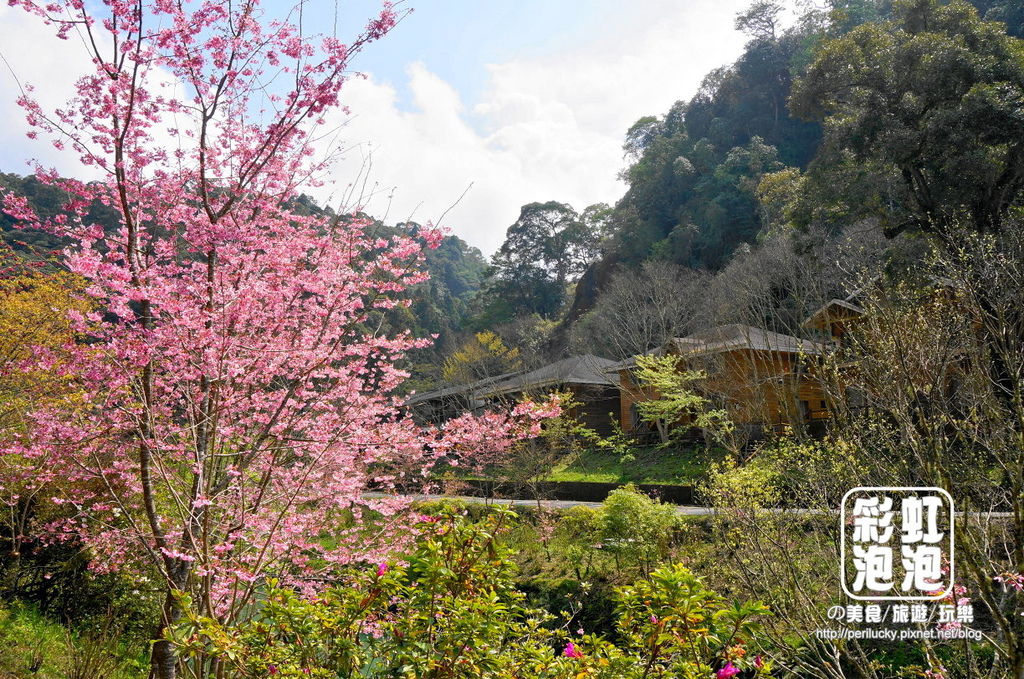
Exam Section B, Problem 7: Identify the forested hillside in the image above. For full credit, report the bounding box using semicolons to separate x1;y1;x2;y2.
3;0;1023;384
594;0;1023;267
465;0;1024;366
0;172;487;385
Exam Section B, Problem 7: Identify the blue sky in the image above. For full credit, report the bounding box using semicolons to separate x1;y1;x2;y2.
335;0;619;113
0;0;765;254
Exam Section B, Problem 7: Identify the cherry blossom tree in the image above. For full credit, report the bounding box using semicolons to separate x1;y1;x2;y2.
0;1;555;677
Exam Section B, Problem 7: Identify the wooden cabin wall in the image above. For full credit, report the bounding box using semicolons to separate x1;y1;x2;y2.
707;350;828;431
618;369;657;432
571;384;621;436
618;350;830;437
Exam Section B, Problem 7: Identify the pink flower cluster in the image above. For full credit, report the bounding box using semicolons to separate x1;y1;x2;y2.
716;662;740;678
1;0;559;625
996;572;1024;592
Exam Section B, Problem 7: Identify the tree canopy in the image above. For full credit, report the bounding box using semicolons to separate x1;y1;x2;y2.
791;0;1024;236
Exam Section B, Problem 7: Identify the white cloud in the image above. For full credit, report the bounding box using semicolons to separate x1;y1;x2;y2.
317;64;623;253
320;0;753;254
1;0;755;255
0;4;101;175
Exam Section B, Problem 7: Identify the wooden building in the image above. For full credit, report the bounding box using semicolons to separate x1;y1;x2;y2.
614;324;829;440
802;292;865;343
404;372;516;425
802;278;956;344
482;354;620;436
405;355;621;435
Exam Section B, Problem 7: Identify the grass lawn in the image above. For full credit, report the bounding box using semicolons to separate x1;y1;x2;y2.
0;601;147;679
545;445;720;485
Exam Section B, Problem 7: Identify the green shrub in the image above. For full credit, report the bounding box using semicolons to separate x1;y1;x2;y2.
0;602;146;679
0;537;161;643
172;509;772;679
599;484;679;573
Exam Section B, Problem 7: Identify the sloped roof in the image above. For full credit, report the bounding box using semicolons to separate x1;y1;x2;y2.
483;354;618;396
608;324;824;371
404;371;517;406
802;296;865;329
802;274;961;329
603;349;658;374
681;324;824;355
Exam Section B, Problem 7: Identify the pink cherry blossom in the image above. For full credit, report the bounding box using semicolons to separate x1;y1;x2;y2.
0;2;559;677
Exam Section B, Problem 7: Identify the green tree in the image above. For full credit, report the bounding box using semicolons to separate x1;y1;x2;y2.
601;16;822;271
735;0;785;41
599;485;679;574
479;201;598;323
690;136;786;264
441;330;522;384
974;0;1024;36
623;116;664;162
633;354;732;446
791;0;1024;236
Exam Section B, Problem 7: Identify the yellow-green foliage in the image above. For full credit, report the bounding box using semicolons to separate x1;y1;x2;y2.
0;602;145;679
633;354;732;445
755;167;804;236
600;484;679;570
703;456;782;510
553;485;683;579
441;330;522;383
0;268;93;432
702;438;868;510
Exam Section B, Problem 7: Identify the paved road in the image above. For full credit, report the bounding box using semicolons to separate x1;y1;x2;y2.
365;492;715;515
364;493;1014;519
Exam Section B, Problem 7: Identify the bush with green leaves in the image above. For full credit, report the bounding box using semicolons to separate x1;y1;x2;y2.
0;602;146;679
632;354;732;448
170;508;771;679
551;485;682;582
599;484;679;573
616;564;772;679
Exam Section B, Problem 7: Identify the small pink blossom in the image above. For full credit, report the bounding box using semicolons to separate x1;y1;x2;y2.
1;0;542;641
159;547;196;562
563;641;583;658
717;663;740;678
